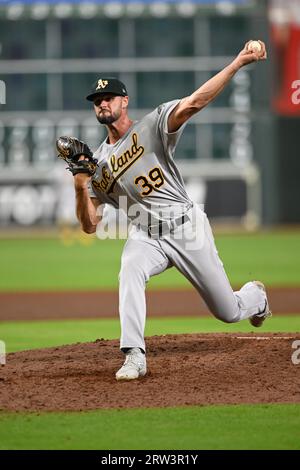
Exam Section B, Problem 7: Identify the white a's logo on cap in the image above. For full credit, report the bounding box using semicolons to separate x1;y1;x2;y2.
96;79;108;90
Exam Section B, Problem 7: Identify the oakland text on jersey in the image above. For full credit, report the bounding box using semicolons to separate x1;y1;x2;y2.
92;132;145;194
110;133;144;174
92;165;111;192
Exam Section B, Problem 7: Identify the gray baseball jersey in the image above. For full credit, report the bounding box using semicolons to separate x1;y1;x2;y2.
88;100;192;225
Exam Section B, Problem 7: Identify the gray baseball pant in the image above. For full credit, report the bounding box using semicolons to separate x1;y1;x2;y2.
118;205;267;352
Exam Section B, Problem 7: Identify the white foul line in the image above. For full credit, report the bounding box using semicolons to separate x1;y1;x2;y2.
236;336;297;340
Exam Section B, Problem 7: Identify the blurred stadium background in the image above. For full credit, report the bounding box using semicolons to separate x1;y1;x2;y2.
0;0;299;231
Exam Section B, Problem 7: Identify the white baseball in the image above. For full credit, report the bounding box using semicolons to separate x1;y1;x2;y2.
247;41;262;53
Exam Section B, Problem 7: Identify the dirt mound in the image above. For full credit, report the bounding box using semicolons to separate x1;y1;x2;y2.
0;333;299;412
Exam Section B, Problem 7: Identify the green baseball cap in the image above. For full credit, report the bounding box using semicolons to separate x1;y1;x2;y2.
86;77;128;101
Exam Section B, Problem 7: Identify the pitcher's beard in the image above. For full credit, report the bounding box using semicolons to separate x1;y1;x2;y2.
96;113;118;125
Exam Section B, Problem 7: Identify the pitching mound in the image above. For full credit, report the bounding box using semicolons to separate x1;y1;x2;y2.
0;333;299;412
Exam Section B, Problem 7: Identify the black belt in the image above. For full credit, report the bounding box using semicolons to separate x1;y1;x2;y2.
147;214;189;238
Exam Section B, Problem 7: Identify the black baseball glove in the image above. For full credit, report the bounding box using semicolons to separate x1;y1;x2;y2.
56;136;98;176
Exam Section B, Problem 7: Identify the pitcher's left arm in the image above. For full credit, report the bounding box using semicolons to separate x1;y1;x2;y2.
168;40;267;133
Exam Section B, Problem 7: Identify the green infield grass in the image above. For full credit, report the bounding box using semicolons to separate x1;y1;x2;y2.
1;315;299;353
0;404;299;450
0;231;299;291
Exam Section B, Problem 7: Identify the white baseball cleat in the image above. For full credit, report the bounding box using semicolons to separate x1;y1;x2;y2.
116;348;147;381
249;281;272;328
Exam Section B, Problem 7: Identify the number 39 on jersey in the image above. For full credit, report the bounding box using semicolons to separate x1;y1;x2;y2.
134;166;165;197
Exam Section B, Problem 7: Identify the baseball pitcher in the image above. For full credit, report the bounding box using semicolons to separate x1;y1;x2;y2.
56;41;271;381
